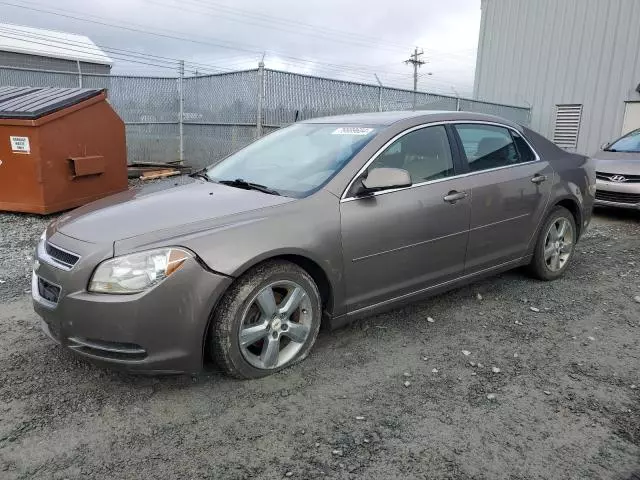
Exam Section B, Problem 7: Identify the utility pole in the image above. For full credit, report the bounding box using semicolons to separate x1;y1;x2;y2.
256;53;265;139
404;47;425;110
178;60;185;163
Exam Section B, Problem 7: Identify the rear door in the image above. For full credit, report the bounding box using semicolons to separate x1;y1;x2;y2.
451;123;553;274
340;124;471;313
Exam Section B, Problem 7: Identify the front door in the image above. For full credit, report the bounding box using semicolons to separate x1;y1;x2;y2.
340;125;471;313
451;123;553;274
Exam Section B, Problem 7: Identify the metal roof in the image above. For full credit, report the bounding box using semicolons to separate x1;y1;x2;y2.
0;23;113;66
0;86;103;119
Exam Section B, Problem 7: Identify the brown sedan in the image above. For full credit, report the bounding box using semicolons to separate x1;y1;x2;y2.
32;111;595;378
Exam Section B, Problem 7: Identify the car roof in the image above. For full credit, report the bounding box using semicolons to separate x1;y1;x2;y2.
301;110;521;129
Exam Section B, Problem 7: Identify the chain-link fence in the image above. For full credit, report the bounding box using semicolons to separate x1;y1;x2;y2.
0;66;183;163
0;65;531;169
182;70;259;165
83;74;182;163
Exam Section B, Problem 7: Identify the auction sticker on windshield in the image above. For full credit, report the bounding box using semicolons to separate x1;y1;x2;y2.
332;127;374;136
10;136;30;154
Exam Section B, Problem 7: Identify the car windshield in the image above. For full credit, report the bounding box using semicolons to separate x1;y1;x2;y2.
206;123;380;198
606;129;640;153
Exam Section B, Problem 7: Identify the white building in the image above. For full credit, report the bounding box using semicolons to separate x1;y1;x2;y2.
473;0;640;155
0;23;112;75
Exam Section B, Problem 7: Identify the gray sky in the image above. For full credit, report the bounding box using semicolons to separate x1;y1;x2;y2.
1;0;481;96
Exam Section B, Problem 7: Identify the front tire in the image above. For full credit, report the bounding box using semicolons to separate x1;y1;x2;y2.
528;206;577;281
209;260;322;379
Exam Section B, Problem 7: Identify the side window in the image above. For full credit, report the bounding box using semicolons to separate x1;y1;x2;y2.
511;130;537;162
454;124;523;172
370;125;454;183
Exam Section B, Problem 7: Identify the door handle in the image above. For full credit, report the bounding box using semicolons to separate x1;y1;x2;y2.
531;174;547;184
443;190;468;204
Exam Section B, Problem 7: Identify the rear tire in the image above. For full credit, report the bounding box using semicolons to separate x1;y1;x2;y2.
528;206;577;281
209;260;321;379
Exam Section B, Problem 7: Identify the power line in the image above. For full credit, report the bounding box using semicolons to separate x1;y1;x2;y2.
0;25;463;93
0;25;410;87
171;0;480;64
0;1;265;57
188;0;478;62
0;1;470;92
147;0;411;54
0;26;226;75
0;1;457;79
266;56;415;79
0;26;228;74
147;0;478;65
270;62;410;89
0;33;462;94
185;0;415;51
0;30;260;78
0;35;192;73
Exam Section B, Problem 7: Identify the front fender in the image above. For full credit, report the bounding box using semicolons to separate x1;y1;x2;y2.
180;190;347;316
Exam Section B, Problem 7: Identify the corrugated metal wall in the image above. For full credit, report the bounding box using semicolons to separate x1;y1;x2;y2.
0;51;110;74
474;0;640;155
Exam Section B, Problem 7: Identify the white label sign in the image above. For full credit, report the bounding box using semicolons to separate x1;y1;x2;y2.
331;127;374;136
10;136;30;154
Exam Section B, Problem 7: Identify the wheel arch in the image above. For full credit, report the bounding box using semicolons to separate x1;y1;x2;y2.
230;252;335;314
201;250;337;367
526;195;583;258
553;197;582;238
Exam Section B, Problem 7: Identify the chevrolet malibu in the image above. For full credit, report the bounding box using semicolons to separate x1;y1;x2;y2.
33;111;595;378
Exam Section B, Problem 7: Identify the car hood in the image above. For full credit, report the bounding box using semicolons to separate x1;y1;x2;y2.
53;177;295;244
592;150;640;175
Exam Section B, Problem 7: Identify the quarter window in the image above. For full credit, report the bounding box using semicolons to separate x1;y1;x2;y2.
512;130;537;162
370;125;454;183
454;124;530;172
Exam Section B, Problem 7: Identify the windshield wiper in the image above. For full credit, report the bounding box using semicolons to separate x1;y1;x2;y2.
190;168;214;182
218;178;281;196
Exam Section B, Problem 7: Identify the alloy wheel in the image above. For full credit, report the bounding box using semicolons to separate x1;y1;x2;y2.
238;281;313;370
543;217;574;272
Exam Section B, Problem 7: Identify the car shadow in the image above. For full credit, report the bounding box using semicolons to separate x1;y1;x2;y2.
593;206;640;223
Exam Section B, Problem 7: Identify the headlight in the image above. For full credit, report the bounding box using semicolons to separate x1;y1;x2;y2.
40;229;47;241
88;248;192;294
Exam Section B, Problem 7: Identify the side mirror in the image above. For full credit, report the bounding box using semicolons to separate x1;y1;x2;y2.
600;142;610;150
358;167;412;194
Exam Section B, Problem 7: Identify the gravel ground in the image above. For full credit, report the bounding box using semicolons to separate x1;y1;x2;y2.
0;205;639;479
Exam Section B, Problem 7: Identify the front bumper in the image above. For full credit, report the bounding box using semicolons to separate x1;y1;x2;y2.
32;232;233;374
594;180;640;210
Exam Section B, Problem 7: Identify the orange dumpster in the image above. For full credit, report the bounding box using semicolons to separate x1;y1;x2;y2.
0;86;127;214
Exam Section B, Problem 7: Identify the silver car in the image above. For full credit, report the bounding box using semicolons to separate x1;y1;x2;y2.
32;111;595;378
593;128;640;209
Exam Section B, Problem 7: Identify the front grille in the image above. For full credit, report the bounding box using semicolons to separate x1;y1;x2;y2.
595;190;640;204
37;277;61;304
45;242;80;268
596;171;640;183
